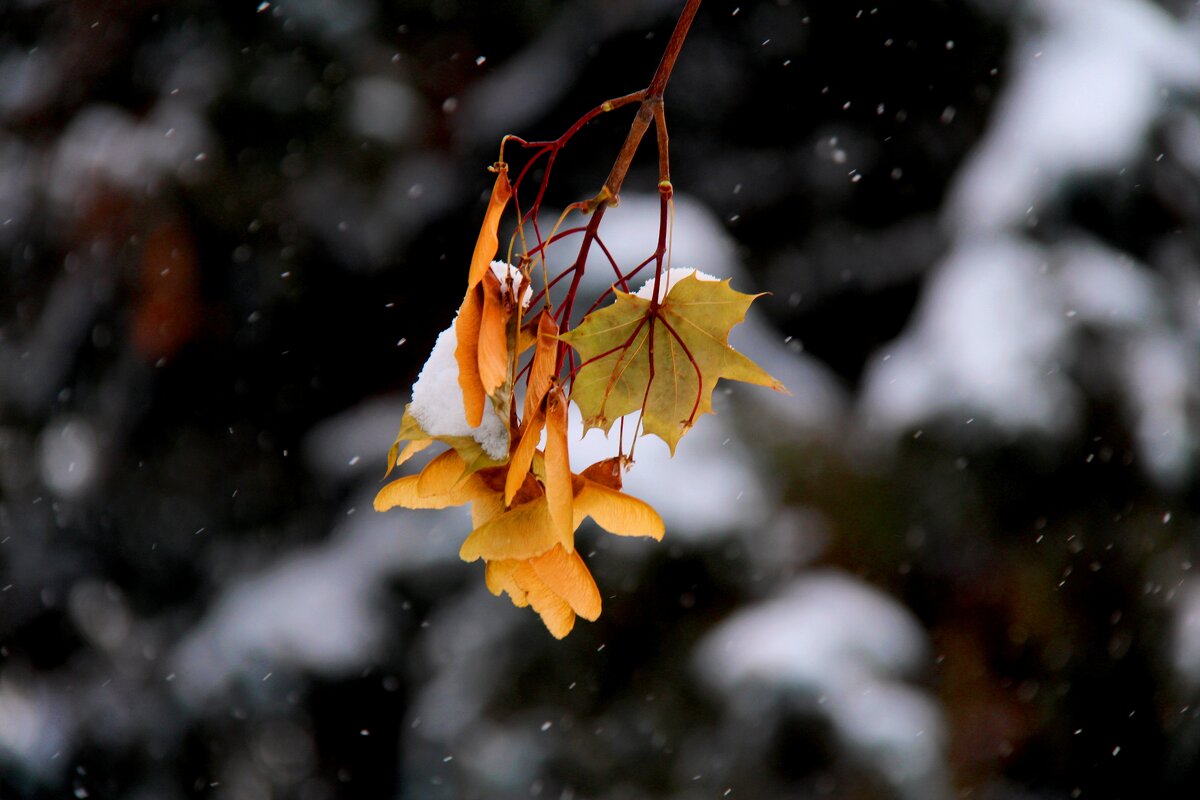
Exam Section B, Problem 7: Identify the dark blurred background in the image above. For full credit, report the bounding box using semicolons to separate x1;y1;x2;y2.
3;0;1200;798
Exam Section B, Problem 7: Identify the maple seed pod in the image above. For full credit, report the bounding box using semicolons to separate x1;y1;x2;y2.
524;311;559;420
467;163;512;290
477;270;509;395
459;500;561;563
505;311;560;505
510;559;577;639
454;284;487;427
544;384;573;551
505;403;544;506
456;162;514;427
531;545;602;621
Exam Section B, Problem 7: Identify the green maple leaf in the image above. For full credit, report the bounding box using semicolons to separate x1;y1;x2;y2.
561;274;787;453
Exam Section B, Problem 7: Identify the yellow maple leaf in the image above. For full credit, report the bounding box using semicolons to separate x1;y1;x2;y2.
561;272;787;453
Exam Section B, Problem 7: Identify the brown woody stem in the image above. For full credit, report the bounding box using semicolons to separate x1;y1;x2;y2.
600;0;700;202
555;0;702;371
653;104;671;186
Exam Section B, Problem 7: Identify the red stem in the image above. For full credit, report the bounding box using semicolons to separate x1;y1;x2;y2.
647;191;671;309
592;234;629;292
657;314;703;426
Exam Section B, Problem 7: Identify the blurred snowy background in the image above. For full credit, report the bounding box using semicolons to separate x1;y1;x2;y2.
3;0;1200;798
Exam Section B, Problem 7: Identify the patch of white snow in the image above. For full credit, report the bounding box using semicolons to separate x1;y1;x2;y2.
695;571;950;800
860;238;1077;438
633;267;720;302
947;0;1200;235
409;260;527;461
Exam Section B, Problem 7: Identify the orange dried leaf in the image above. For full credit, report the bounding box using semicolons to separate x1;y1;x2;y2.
511;471;546;507
455;286;486;427
530;545;601;621
467;165;512;290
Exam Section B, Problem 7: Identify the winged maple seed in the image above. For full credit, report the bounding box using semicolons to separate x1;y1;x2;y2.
375;231;664;636
466;162;512;290
376;221;785;643
374;450;663;638
456;268;514;426
454;162;517;427
376;228;784;642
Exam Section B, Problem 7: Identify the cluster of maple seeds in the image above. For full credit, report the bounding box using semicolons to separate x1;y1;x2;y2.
375;153;784;637
374;165;666;638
